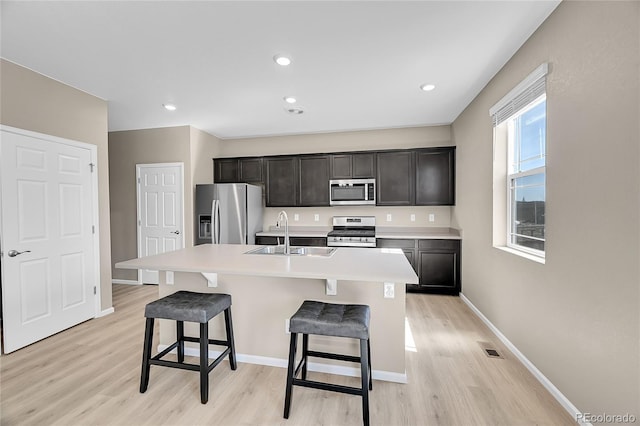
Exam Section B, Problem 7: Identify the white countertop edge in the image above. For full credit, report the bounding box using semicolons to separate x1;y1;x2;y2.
116;262;416;284
115;245;418;284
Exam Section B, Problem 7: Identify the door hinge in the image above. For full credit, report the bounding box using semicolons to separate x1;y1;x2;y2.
137;177;141;184
92;225;95;234
93;286;97;295
89;163;95;172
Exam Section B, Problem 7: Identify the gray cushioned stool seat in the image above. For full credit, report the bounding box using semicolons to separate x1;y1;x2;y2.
144;291;231;323
289;300;370;340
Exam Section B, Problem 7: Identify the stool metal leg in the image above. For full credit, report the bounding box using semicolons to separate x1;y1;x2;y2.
224;308;237;370
140;318;154;393
177;320;185;363
283;332;298;419
368;339;373;390
301;334;309;380
200;322;209;404
360;339;370;426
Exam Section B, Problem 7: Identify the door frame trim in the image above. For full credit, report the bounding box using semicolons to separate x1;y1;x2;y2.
135;162;185;284
0;124;101;317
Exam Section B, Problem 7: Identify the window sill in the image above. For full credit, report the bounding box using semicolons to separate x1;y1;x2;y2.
495;246;545;264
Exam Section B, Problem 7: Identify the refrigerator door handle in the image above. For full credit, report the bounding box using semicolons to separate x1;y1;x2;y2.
212;199;221;244
216;201;221;244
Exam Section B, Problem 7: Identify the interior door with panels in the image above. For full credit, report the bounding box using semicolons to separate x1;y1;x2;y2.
137;163;184;284
0;127;97;353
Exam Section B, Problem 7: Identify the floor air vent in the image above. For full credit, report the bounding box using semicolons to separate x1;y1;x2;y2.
478;341;503;359
484;348;501;358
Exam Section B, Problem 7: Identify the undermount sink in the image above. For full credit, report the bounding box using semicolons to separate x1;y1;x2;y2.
245;245;336;257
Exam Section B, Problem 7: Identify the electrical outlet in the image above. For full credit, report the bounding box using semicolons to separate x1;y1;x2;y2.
314;214;320;222
386;214;392;222
293;213;299;221
429;213;435;222
285;319;290;334
166;271;174;285
384;282;395;298
410;214;416;222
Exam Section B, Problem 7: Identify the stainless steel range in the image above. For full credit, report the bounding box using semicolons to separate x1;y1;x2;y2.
327;216;376;248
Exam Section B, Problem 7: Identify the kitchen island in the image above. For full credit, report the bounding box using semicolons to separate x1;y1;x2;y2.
116;243;418;383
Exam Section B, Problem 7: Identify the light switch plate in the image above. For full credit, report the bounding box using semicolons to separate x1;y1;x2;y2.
429;213;435;222
386;214;392;222
410;214;416;222
314;214;320;222
294;214;299;221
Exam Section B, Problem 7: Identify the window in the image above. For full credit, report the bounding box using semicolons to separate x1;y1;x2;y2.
491;64;547;260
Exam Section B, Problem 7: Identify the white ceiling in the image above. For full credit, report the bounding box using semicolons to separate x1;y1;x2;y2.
0;1;560;139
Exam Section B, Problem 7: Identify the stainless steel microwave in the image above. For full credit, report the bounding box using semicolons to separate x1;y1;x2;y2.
329;179;376;206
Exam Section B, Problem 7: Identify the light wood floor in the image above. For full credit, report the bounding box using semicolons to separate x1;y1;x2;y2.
1;284;573;425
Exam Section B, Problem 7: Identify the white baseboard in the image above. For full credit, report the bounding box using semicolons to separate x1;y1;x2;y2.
112;279;141;285
158;345;407;384
97;307;115;318
459;292;587;425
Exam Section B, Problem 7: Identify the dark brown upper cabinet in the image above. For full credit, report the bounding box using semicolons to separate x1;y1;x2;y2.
239;157;263;183
265;156;298;207
299;155;330;206
330;152;376;179
215;146;454;207
213;158;239;183
415;148;455;206
214;157;263;183
376;151;415;205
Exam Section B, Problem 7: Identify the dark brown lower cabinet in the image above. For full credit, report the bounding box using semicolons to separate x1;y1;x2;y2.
377;238;461;294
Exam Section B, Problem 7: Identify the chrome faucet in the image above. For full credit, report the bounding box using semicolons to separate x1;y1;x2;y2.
276;210;290;255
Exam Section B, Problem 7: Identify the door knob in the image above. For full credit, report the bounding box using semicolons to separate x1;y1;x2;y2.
171;230;180;235
8;249;31;257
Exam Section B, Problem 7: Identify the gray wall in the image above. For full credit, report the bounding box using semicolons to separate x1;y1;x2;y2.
451;1;639;416
0;59;113;311
108;126;221;281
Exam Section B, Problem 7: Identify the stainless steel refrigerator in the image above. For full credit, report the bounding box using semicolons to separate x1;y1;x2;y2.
195;183;263;245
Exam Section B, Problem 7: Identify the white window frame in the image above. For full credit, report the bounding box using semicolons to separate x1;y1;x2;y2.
490;63;548;262
506;95;546;258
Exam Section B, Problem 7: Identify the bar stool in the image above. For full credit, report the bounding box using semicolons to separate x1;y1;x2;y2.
139;290;237;404
283;300;372;426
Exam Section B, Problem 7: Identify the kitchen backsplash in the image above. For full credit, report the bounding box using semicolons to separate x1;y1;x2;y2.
263;205;452;229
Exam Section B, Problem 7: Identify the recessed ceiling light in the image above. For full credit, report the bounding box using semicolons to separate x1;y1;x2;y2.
163;103;177;111
285;107;304;115
274;55;292;66
284;96;297;104
420;84;436;92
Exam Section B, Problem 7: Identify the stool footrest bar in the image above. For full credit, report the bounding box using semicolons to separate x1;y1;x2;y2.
294;358;306;378
149;347;231;373
306;350;361;363
292;378;362;396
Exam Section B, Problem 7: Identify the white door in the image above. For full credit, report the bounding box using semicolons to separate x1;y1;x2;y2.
0;127;97;353
136;163;184;284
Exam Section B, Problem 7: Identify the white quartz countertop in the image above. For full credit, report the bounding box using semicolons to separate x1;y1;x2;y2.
256;226;461;240
116;243;418;284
